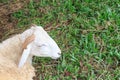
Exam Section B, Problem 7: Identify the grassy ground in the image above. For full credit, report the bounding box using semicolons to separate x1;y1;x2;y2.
1;0;120;80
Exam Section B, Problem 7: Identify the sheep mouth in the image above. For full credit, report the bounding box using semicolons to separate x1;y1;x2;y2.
51;56;60;59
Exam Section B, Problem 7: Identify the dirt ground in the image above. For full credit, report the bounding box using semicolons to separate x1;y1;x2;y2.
0;0;30;42
0;0;60;42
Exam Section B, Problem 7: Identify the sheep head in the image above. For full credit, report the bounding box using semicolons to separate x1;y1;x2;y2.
18;25;61;67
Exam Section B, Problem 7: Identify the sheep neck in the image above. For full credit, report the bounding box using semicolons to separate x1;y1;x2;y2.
0;34;33;66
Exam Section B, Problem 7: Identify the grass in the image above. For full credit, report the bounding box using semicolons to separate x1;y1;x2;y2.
3;0;120;80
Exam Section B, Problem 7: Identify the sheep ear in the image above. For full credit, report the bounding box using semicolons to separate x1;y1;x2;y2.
31;24;37;27
18;34;35;68
18;44;32;68
22;34;35;49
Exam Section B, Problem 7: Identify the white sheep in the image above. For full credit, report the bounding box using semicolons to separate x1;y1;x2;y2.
0;25;61;80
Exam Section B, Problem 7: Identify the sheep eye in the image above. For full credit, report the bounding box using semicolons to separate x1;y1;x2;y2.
38;45;41;47
38;44;47;47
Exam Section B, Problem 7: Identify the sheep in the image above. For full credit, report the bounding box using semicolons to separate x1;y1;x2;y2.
0;25;61;80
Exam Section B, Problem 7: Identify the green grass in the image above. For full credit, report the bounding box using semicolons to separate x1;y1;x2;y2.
12;0;120;80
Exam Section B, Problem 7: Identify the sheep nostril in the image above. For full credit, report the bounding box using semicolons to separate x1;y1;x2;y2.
58;52;61;55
